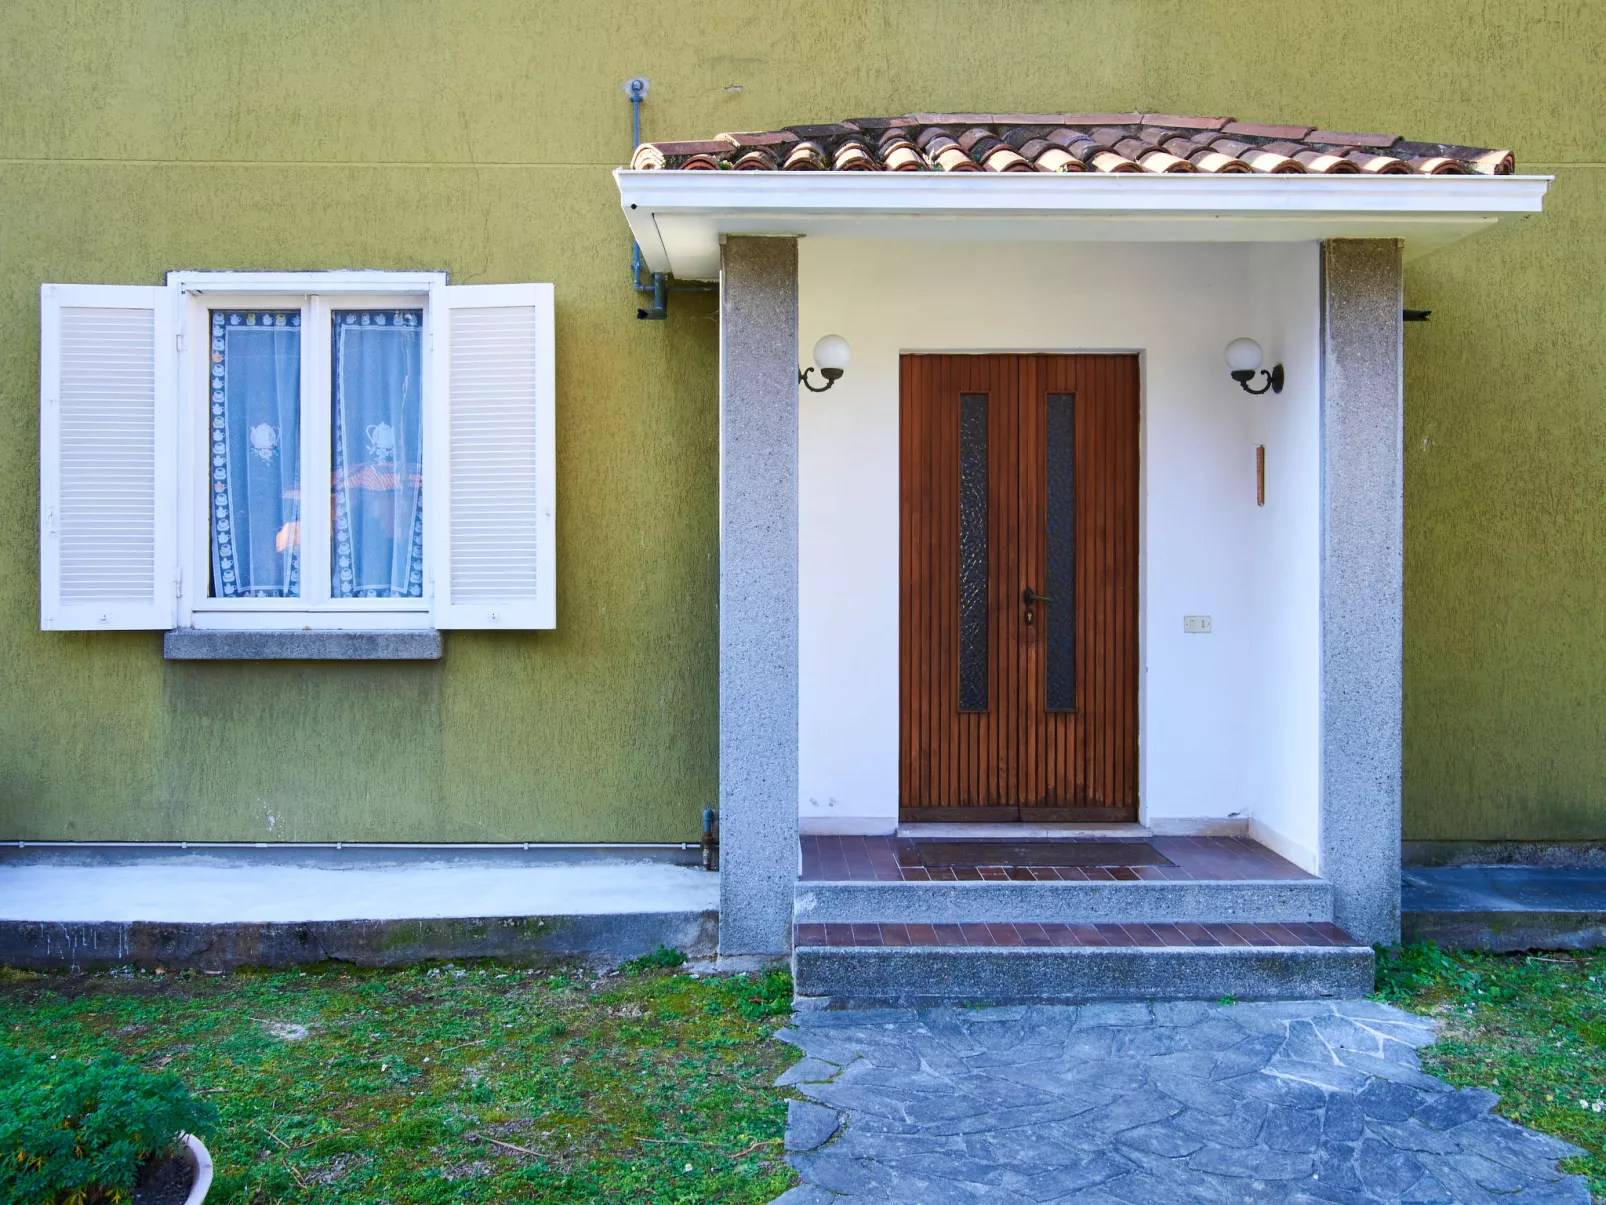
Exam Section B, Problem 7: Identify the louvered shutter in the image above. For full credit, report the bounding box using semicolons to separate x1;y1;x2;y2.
428;283;555;629
40;284;177;630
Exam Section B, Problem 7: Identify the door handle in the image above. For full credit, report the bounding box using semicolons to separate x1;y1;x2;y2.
1023;588;1057;606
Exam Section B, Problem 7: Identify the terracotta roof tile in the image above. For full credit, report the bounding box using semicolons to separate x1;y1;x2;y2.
1214;139;1305;173
832;140;876;171
783;140;827;170
1471;149;1516;175
1189;148;1252;173
1407;156;1469;175
1222;121;1314;139
1059;112;1144;125
1309;130;1399;149
787;122;860;139
1347;150;1413;174
1293;149;1357;174
720;130;797;147
842;116;919;130
1143;114;1232;130
640;139;732;157
628;112;1515;176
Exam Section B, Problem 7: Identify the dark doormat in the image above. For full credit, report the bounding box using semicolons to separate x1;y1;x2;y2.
914;841;1174;868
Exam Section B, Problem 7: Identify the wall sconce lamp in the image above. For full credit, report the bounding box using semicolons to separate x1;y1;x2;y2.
800;334;851;393
1224;338;1283;396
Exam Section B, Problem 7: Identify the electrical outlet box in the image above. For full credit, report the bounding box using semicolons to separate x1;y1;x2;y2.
1183;615;1212;634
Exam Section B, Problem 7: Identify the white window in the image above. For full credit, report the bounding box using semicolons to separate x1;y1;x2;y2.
39;273;555;634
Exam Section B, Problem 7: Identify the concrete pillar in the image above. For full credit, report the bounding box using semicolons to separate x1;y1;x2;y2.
718;237;800;957
1319;239;1404;945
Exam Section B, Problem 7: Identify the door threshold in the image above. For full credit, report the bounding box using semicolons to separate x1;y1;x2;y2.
896;822;1153;840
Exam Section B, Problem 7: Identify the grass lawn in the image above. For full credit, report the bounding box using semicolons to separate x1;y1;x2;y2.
0;955;798;1204
1377;943;1606;1198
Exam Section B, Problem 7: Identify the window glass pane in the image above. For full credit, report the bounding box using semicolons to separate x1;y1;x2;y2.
958;393;988;712
1046;392;1076;710
209;310;301;598
331;310;424;598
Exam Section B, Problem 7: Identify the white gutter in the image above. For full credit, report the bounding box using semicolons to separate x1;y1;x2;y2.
615;170;1550;280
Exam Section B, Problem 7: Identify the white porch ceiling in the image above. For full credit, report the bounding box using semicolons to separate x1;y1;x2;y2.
614;170;1549;281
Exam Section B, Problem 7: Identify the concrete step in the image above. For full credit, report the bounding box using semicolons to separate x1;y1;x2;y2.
792;921;1373;1008
1402;865;1606;951
794;876;1334;926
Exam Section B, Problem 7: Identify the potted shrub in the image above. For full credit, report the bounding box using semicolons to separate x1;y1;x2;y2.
0;1047;219;1204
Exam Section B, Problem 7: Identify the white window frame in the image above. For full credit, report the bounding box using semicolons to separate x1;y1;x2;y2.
172;271;445;631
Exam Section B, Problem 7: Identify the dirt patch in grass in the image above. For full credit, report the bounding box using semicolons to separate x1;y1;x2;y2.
1377;943;1606;1199
0;960;797;1204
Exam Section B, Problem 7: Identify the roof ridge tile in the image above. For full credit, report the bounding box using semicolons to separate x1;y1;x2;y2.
1222;121;1315;140
1058;112;1144;125
720;130;798;147
1142;114;1233;130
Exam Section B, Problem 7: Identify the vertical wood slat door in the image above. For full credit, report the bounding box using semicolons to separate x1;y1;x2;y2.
899;353;1139;822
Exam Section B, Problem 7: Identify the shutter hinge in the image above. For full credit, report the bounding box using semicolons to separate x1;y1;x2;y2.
175;575;183;599
176;331;184;352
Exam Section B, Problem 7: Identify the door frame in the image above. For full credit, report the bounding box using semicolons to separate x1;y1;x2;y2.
896;350;1144;824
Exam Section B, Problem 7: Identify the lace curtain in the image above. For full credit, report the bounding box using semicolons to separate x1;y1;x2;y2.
331;311;424;598
209;311;301;598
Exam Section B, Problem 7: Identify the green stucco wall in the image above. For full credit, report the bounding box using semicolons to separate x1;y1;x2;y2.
1;0;1602;841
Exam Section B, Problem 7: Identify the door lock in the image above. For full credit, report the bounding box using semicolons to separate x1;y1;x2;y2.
1023;587;1055;626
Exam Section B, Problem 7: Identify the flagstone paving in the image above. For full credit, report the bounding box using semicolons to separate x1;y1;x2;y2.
767;1000;1590;1204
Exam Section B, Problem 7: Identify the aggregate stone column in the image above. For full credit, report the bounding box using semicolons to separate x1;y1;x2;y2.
717;237;800;957
1320;239;1404;945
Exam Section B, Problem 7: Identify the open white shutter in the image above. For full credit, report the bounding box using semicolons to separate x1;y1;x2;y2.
429;283;555;629
40;284;177;630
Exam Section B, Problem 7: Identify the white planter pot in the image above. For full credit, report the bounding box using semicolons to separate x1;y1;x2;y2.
179;1133;214;1204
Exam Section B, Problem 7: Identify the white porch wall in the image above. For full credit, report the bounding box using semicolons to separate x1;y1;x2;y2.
1244;244;1323;871
798;239;1320;867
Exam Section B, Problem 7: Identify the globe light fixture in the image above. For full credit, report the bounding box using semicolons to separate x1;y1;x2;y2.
1224;337;1283;395
800;334;851;393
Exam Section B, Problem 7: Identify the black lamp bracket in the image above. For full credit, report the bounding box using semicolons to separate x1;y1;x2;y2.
1232;364;1284;395
799;367;842;393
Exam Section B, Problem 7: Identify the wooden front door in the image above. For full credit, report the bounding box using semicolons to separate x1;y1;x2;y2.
899;354;1139;822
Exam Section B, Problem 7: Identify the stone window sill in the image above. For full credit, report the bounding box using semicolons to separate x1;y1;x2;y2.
163;630;443;661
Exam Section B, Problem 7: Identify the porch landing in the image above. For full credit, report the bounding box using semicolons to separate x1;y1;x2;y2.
803;835;1314;883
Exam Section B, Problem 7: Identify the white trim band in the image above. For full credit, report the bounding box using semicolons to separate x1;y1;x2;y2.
615;170;1550;279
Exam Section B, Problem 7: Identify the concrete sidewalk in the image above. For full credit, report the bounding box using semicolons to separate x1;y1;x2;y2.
0;846;719;971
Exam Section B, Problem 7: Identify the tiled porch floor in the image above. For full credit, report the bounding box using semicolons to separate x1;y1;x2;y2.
799;834;1313;883
793;919;1354;947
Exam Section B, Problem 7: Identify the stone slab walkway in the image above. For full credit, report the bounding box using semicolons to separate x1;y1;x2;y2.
768;1000;1589;1204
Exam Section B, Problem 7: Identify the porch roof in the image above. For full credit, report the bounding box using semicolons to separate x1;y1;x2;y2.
628;113;1515;178
615;112;1546;281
